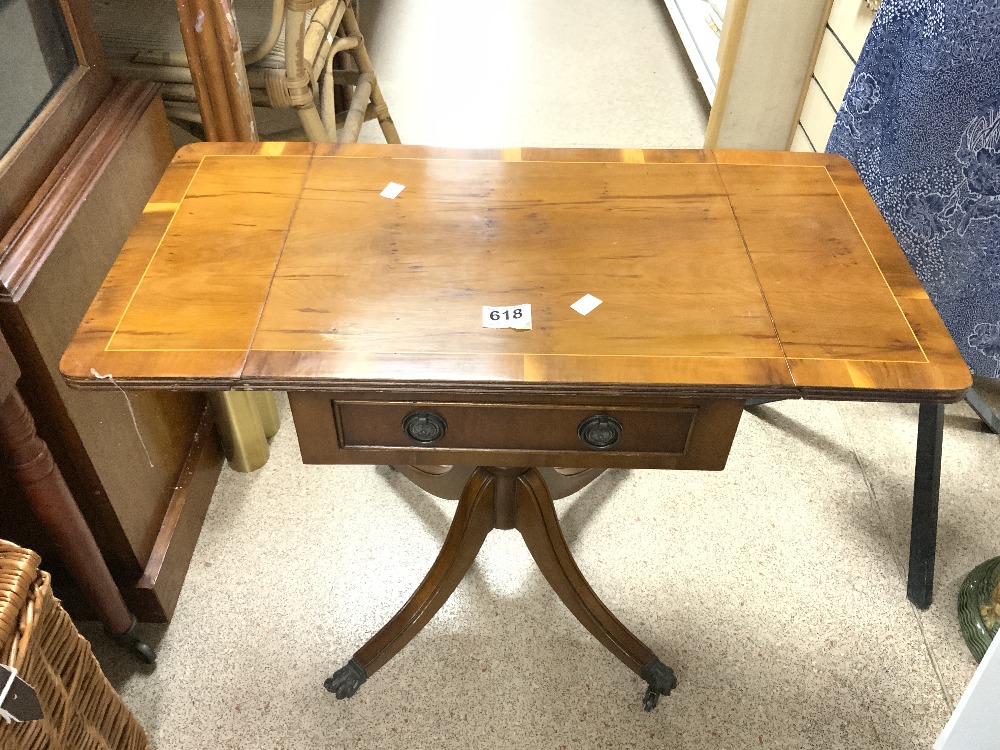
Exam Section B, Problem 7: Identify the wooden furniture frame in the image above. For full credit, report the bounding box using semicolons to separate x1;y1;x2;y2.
0;0;111;237
0;329;153;661
61;143;971;709
1;0;223;621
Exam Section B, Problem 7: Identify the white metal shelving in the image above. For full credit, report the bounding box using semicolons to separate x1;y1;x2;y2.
662;0;723;102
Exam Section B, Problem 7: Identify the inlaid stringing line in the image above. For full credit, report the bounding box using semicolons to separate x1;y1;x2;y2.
206;152;801;167
824;167;929;364
106;157;207;352
243;350;928;364
94;349;931;367
196;150;831;170
103;346;930;364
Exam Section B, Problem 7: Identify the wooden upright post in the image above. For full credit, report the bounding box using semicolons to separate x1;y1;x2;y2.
174;0;258;141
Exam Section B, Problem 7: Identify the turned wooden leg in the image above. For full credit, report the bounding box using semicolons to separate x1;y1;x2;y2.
514;469;676;710
0;390;155;662
324;467;496;698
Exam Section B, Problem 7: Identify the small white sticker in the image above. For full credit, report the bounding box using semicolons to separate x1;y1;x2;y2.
571;294;602;315
483;304;532;330
380;182;405;199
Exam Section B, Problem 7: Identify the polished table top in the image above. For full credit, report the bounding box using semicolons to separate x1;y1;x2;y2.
61;143;971;402
58;143;974;708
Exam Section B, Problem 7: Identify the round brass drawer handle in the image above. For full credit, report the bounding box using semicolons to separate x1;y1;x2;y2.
403;411;447;444
578;415;623;449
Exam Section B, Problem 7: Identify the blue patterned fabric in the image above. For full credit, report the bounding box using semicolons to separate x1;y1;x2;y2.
827;0;1000;377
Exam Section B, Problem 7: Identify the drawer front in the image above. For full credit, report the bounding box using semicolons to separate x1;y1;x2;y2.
336;401;697;454
289;393;744;471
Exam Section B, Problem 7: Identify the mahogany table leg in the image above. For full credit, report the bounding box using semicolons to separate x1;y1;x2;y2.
0;390;155;662
514;469;676;710
324;468;496;698
326;466;675;710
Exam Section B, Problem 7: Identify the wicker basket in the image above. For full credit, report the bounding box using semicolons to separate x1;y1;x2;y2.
0;540;151;750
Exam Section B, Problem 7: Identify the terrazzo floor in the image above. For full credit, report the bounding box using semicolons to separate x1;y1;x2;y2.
83;1;1000;748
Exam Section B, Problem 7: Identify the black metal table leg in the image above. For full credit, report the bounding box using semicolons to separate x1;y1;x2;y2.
965;388;1000;435
907;403;944;609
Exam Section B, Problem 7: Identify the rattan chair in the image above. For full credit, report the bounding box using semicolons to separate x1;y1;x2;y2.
99;0;398;143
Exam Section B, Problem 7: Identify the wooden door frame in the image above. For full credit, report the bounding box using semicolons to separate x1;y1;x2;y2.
0;0;113;236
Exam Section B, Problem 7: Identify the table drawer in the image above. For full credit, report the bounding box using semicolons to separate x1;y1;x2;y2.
338;401;696;453
289;393;744;470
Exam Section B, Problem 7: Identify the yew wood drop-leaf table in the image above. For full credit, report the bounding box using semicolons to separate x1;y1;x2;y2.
61;144;971;710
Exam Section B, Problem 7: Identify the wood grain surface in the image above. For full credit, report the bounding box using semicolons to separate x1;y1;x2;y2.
61;144;971;402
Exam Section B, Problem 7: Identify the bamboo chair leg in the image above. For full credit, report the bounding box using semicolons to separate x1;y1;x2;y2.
340;3;400;144
341;74;373;143
298;103;331;142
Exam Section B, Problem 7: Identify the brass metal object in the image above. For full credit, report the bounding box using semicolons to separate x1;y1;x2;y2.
209;391;272;472
250;391;281;439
